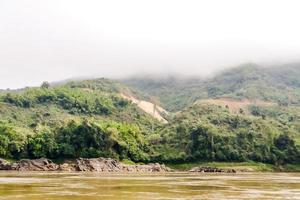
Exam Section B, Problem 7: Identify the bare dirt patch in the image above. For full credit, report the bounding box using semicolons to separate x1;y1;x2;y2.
120;93;168;123
200;97;277;114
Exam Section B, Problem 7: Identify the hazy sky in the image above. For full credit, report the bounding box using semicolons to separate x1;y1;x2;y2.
1;0;300;89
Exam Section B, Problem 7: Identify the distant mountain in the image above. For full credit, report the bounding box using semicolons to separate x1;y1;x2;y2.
121;63;300;111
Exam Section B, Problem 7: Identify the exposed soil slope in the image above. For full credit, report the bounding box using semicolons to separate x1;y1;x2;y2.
120;93;168;123
198;97;277;114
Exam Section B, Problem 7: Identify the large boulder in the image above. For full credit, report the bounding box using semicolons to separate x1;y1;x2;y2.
1;157;171;172
124;163;171;172
12;158;59;171
74;158;171;172
0;158;12;170
76;158;122;172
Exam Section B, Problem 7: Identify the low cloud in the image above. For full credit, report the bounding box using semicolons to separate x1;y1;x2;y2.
1;0;300;89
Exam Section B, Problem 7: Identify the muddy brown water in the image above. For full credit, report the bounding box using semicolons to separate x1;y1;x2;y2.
0;172;299;200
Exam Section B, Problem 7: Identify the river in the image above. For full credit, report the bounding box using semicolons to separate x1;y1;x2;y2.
0;172;299;199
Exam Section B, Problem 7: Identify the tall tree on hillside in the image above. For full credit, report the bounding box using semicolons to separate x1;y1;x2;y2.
41;81;50;89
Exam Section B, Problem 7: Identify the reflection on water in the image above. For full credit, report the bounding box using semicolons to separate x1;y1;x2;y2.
0;172;299;200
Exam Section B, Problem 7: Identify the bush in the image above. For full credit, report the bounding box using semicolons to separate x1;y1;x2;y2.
0;121;26;158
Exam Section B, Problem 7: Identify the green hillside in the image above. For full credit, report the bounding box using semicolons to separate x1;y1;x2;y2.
0;79;160;162
0;65;299;168
149;103;299;164
122;63;300;111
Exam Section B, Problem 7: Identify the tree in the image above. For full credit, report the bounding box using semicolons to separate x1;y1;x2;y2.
27;132;58;158
273;134;299;164
0;121;26;158
41;81;50;89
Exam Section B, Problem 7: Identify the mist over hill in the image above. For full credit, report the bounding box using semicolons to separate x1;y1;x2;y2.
122;63;300;111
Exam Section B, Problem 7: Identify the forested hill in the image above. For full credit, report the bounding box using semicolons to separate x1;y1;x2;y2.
122;63;300;111
0;79;163;161
0;64;299;167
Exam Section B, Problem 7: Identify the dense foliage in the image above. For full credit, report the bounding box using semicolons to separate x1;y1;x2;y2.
2;86;128;115
150;103;299;165
0;119;150;162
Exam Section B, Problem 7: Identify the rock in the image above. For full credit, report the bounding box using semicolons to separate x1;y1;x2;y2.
189;166;236;173
0;157;171;173
0;158;12;170
75;158;171;172
76;158;122;172
134;163;171;172
58;163;76;171
13;158;59;171
125;162;171;172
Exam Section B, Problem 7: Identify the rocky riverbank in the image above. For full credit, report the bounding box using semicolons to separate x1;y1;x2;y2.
0;158;255;173
0;158;171;172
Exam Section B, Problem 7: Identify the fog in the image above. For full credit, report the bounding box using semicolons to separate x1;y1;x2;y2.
1;0;300;89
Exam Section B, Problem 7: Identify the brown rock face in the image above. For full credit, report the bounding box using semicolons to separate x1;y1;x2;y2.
76;158;122;172
75;158;171;172
0;157;171;172
122;163;170;172
12;158;59;171
58;163;77;172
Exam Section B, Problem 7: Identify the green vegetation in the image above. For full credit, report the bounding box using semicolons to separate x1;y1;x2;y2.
0;79;159;162
0;119;151;162
0;64;300;170
149;103;299;165
283;163;300;172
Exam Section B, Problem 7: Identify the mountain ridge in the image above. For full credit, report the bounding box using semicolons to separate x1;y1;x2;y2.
121;63;300;111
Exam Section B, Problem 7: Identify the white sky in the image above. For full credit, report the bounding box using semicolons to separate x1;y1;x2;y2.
1;0;300;89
